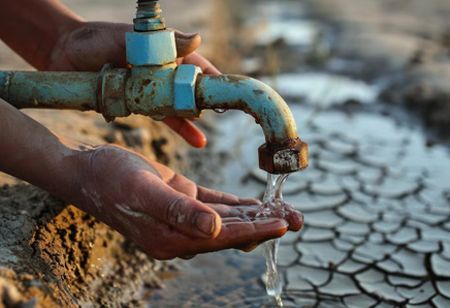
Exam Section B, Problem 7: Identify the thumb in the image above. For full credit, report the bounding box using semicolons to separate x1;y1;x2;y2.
175;31;202;57
134;174;222;239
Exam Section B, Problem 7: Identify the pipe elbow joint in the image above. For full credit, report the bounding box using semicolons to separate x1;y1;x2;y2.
195;74;308;174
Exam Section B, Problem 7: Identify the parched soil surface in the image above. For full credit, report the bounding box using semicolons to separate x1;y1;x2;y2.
150;0;450;306
0;185;167;307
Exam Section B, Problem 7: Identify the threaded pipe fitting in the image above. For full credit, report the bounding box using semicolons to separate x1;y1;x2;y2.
134;0;166;31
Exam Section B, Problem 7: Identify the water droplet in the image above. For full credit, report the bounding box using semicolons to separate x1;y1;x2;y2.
213;108;227;114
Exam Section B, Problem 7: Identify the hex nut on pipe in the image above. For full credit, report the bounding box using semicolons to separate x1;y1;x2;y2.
259;138;309;174
126;30;177;66
174;65;202;117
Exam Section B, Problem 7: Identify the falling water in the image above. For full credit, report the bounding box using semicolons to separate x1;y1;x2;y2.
257;173;289;307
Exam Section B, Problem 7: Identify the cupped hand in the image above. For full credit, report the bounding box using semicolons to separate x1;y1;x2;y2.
72;145;303;260
46;22;220;148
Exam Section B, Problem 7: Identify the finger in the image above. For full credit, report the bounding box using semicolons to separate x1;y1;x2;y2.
197;186;261;206
238;242;259;253
179;255;196;260
221;217;249;223
165;173;198;198
175;31;202;57
232;205;260;218
182;53;221;75
163;117;207;148
205;204;241;217
197;186;240;204
135;174;221;239
195;217;287;253
104;23;133;68
239;198;263;206
167;217;288;257
206;204;260;218
285;209;304;232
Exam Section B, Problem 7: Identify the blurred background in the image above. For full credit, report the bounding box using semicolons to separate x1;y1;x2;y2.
1;0;450;307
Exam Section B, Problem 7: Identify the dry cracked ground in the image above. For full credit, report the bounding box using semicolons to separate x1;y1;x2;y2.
151;0;450;307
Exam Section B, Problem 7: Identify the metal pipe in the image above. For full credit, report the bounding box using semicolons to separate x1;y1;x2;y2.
196;74;308;173
0;0;307;174
0;71;98;111
0;68;308;173
196;74;298;143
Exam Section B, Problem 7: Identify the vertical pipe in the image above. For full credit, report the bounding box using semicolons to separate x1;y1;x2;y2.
134;0;165;31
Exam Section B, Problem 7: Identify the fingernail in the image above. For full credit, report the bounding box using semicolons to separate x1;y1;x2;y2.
196;135;207;148
196;212;216;236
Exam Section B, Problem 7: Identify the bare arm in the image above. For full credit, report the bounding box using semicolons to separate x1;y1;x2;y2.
0;0;83;70
0;99;79;197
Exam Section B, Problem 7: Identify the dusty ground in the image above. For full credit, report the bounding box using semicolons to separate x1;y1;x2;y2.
0;0;213;306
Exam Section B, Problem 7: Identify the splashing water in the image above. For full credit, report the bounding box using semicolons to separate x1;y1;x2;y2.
257;173;289;307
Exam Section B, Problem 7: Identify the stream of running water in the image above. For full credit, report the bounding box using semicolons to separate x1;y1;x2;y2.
257;173;290;307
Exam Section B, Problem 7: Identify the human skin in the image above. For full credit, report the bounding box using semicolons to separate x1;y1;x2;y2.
0;0;304;259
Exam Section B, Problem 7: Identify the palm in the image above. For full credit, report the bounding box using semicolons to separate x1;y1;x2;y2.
73;145;302;260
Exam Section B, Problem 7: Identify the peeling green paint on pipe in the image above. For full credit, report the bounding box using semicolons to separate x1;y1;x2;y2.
0;71;98;111
195;74;308;173
195;74;299;144
0;68;308;173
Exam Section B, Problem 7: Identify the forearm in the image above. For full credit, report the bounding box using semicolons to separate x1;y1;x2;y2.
0;0;83;70
0;99;81;198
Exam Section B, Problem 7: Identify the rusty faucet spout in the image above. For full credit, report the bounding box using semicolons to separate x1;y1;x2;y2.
196;74;308;174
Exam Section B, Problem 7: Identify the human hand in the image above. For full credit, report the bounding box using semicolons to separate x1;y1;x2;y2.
72;144;303;260
46;22;220;148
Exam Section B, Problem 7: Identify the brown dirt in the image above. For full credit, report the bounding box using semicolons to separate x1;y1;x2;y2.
0;185;170;307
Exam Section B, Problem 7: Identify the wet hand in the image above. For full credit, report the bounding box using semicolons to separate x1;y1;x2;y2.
46;22;221;148
73;145;303;260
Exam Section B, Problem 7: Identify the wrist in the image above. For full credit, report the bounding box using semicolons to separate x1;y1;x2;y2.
51;142;96;204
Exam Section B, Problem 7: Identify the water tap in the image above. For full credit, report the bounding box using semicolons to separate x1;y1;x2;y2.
0;0;308;174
